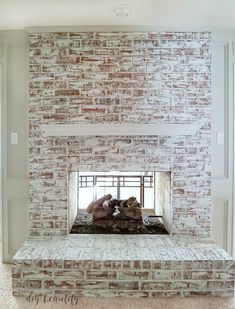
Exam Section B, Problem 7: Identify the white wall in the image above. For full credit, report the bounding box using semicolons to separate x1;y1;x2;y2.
0;31;28;262
211;32;235;256
0;29;234;261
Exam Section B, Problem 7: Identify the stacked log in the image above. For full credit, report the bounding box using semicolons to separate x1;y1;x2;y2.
87;195;142;221
87;194;112;214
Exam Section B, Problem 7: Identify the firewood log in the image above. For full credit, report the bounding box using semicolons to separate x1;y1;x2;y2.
92;204;107;219
87;194;112;214
120;197;140;208
103;200;109;209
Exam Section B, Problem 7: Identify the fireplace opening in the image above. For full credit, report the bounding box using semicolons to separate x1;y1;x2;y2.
68;171;171;234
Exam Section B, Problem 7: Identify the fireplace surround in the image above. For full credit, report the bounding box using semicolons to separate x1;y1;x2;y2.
12;30;234;297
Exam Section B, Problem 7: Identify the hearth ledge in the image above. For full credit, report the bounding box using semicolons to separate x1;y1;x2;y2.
12;235;234;298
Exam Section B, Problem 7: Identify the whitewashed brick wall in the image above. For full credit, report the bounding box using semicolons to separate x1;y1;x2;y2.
28;31;211;237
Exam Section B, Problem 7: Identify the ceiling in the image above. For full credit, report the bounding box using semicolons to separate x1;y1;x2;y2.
0;0;235;31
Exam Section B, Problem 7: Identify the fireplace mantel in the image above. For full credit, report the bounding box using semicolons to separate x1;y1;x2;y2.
41;123;201;137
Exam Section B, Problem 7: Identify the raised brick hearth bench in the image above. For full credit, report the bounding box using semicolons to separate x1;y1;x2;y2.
12;235;234;297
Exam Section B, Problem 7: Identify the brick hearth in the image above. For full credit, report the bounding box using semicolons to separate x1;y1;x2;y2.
12;235;234;297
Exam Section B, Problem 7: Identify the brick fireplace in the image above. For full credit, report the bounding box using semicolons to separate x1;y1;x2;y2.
28;31;211;238
12;31;234;297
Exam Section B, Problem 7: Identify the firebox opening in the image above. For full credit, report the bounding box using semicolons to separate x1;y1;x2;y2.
68;171;171;234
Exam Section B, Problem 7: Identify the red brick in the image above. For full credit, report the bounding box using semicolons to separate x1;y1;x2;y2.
140;282;172;290
86;271;116;280
109;281;138;290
